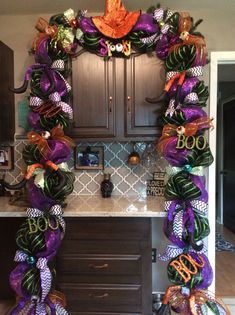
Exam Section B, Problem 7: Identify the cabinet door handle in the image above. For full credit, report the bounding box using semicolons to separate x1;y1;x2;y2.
89;293;109;299
127;96;131;113
109;96;112;113
88;263;109;269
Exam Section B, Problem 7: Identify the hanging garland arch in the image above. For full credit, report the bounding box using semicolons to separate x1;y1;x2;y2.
5;1;230;314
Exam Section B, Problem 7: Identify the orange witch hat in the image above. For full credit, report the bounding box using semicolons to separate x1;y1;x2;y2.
92;0;141;39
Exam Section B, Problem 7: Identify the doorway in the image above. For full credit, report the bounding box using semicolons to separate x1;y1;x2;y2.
210;52;235;300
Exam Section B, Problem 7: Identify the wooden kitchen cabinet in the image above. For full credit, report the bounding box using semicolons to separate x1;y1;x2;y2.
71;50;115;138
0;41;15;143
70;50;165;141
56;218;152;315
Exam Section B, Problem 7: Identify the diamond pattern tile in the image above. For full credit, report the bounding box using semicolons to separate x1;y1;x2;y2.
1;140;157;197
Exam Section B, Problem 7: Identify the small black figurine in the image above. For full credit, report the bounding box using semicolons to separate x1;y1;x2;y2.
101;173;113;198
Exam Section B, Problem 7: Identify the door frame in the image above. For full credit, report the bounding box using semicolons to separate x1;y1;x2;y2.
217;95;235;225
209;51;235;292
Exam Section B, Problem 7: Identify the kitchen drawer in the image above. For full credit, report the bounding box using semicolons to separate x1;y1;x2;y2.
60;283;142;313
64;218;151;241
57;254;141;275
58;239;142;255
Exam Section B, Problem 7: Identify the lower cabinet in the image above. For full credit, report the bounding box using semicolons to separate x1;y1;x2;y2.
56;218;152;315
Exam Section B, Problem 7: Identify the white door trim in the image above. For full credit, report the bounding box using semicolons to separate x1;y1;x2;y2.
209;51;235;293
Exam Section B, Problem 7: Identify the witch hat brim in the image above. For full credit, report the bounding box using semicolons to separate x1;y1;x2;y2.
92;0;141;39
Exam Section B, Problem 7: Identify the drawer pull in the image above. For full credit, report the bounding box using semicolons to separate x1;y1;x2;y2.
88;263;109;269
89;293;109;299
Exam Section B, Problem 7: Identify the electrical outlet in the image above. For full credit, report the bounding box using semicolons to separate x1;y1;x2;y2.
152;248;157;262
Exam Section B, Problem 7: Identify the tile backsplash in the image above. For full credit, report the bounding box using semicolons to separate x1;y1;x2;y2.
1;140;158;197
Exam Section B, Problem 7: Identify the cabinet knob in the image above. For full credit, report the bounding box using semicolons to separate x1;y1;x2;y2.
89;293;109;299
88;263;109;269
127;96;131;101
109;96;112;113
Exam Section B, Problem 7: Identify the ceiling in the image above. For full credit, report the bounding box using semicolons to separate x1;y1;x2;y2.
1;0;235;15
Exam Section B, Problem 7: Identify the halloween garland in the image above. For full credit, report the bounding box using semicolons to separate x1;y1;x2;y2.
4;0;230;314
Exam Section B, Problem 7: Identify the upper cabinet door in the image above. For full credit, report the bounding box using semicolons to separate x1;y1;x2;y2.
71;50;115;138
125;53;165;137
0;41;15;143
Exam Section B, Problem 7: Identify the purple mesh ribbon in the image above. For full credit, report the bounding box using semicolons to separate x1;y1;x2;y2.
80;17;98;34
39;140;71;164
166;77;199;101
132;13;159;33
27;181;56;210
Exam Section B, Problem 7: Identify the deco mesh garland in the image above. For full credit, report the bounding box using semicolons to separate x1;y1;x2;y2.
4;1;230;314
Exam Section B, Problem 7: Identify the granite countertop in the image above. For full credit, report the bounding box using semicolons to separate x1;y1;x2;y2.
0;195;166;217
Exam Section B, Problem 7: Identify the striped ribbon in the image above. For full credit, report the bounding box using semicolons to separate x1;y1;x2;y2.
166;66;204;82
30;91;73;119
158;244;207;261
14;251;52;303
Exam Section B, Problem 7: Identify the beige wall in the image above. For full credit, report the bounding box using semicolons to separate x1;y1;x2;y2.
0;8;235;134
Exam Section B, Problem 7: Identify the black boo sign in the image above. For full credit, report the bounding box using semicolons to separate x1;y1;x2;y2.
176;135;207;150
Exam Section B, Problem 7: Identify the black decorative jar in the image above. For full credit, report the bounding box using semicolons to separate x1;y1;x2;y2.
0;178;5;196
101;173;114;198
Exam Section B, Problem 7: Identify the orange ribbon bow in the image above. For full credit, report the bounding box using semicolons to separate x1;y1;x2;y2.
28;131;52;158
35;17;58;37
158;117;213;154
168;12;207;63
162;285;230;315
28;125;74;158
32;17;58;51
50;124;75;149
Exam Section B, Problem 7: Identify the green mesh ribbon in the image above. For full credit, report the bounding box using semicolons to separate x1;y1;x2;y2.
43;170;75;203
47;40;69;63
206;301;221;315
160;109;186;126
166;44;196;71
193;212;210;241
16;219;46;256
167;12;181;35
49;13;70;27
83;33;102;50
22;267;41;296
165;172;201;200
23;145;41;165
39;112;69;131
193;81;209;107
128;31;156;51
187;141;214;167
30;70;49;98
